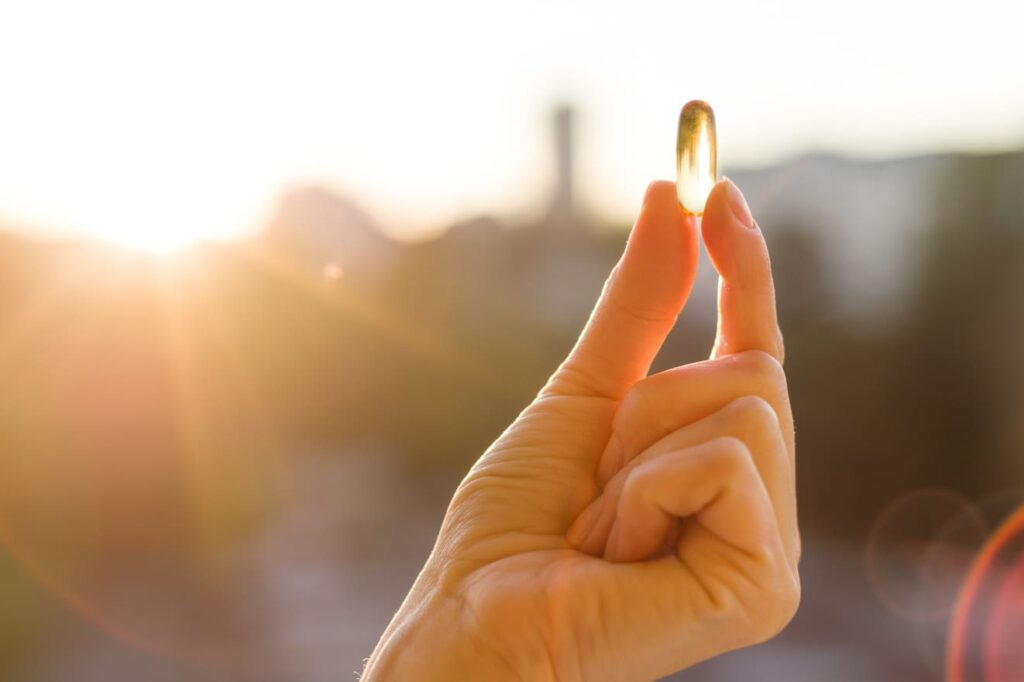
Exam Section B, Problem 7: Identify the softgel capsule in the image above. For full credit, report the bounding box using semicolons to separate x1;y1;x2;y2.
676;100;717;215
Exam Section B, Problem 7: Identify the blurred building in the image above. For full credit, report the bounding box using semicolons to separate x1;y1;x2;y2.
262;185;397;282
548;104;576;227
733;150;1024;331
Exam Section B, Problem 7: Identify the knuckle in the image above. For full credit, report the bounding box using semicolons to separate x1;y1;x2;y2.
737;350;788;394
548;362;609;400
621;464;653;506
606;291;679;325
616;378;671;435
740;349;786;382
727;395;781;444
712;436;754;473
775;331;787;365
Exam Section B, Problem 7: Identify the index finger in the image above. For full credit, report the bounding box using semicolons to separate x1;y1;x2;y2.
701;178;785;362
545;181;699;399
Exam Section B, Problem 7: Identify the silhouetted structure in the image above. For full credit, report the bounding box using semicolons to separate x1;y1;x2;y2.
548;104;576;227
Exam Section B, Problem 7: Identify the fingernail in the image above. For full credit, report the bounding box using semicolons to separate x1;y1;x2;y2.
723;177;755;229
566;505;594;547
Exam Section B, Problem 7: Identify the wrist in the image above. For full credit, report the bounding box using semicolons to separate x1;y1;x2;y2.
363;582;519;681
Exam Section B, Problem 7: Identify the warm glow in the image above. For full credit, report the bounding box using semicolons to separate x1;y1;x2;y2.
95;220;208;253
1;0;1023;238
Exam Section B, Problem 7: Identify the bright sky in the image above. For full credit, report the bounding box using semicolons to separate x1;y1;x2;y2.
1;0;1022;246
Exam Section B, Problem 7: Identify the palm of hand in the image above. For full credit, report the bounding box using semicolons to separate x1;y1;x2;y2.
367;181;799;682
445;359;795;681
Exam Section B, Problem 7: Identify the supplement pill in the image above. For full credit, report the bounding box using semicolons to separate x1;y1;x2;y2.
676;100;717;215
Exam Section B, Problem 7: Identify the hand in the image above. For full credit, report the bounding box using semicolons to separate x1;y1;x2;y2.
363;179;799;682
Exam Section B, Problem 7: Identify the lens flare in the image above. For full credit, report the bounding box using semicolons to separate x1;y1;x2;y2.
948;504;1024;682
866;488;986;623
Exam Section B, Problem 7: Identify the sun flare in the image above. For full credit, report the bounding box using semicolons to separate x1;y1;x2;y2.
99;226;205;253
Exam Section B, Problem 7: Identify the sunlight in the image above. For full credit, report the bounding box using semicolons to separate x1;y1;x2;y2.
3;1;1023;241
100;226;204;253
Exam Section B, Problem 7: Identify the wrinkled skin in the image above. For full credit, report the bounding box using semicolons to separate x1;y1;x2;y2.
363;179;799;682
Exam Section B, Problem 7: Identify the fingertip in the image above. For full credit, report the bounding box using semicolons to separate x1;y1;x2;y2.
701;178;769;280
549;178;701;399
633;181;697;254
702;178;784;361
721;177;754;229
637;180;695;238
615;179;699;318
641;179;680;208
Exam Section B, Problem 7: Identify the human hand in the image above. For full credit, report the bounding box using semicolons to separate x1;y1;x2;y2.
363;179;799;682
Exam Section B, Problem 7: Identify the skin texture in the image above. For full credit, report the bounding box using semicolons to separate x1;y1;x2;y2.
363;179;799;681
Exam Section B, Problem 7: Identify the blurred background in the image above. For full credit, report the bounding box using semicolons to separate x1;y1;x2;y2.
1;1;1023;680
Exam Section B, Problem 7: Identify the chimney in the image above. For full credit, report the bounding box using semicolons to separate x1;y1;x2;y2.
549;104;575;226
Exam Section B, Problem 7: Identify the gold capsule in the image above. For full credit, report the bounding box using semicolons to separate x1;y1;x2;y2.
676;100;717;215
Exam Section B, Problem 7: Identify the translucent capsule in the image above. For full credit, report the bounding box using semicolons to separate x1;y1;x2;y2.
676;100;717;215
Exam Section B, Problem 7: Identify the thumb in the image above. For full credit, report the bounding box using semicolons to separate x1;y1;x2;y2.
546;181;699;400
701;178;785;362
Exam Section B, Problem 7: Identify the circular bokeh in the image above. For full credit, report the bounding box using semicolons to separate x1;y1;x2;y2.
866;488;988;623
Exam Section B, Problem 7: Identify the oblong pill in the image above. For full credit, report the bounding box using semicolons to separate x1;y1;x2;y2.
676;100;717;215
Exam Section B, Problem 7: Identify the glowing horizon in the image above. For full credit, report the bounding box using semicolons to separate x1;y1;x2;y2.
1;0;1023;247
